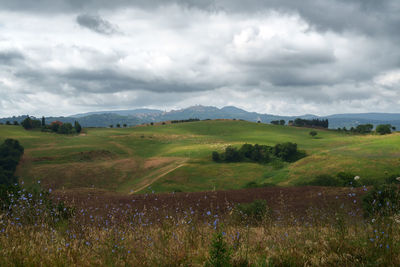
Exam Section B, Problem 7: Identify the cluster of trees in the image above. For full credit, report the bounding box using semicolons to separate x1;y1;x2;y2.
292;118;329;128
3;121;19;126
171;118;200;124
337;124;395;135
21;116;42;129
212;142;305;164
0;139;24;186
21;116;82;134
376;124;394;135
109;124;128;128
270;120;285;125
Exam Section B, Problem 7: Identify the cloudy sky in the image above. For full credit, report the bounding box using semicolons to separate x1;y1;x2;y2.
1;0;400;117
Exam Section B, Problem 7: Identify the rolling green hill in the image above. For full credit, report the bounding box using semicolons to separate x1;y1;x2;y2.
1;120;400;194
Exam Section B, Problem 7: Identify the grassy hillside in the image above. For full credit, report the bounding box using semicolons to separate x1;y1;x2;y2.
1;120;400;193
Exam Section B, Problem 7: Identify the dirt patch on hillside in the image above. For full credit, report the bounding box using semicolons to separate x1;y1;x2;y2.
144;157;177;169
75;150;115;161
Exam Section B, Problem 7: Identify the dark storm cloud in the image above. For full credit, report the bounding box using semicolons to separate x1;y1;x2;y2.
61;68;216;93
76;14;120;35
0;51;24;65
1;0;398;35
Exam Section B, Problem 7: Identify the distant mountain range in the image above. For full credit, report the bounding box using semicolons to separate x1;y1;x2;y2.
1;105;400;129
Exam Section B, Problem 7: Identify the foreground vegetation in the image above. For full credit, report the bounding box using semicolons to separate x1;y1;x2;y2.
1;182;399;266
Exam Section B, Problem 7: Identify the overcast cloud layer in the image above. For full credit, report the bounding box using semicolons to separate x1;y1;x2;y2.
1;0;400;117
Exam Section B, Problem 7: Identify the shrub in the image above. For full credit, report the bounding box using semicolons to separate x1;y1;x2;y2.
274;142;300;162
308;174;342;187
309;131;318;137
362;184;400;218
206;231;231;267
212;151;220;162
58;123;74;134
244;181;275;188
224;146;241;162
0;139;24;186
307;172;361;187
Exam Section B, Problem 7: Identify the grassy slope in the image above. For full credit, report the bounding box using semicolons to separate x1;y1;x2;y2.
1;120;400;193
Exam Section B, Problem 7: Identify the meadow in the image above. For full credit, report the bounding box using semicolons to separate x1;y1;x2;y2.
1;120;400;194
1;120;400;266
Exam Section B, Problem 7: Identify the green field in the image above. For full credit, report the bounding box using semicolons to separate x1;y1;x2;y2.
1;120;400;193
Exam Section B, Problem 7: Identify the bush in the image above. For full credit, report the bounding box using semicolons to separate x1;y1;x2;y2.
206;230;231;267
307;172;361;187
224;146;241;162
362;184;400;218
234;199;270;225
58;123;74;134
274;142;300;162
212;142;304;164
308;174;342;187
244;181;275;188
212;151;220;162
0;139;24;186
309;131;318;137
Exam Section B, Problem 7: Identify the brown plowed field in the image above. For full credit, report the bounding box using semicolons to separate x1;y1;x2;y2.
54;186;367;222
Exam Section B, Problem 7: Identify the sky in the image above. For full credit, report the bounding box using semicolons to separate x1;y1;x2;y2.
1;0;400;117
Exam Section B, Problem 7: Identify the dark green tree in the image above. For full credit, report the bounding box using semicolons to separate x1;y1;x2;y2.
21;117;33;129
376;124;392;135
51;123;60;132
58;123;73;134
212;151;220;162
74;121;82;133
224;146;241;162
41;116;46;127
5;121;11;125
274;142;298;162
13;121;19;126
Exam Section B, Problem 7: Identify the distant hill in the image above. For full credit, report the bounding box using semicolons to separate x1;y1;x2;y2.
71;108;163;118
1;105;399;129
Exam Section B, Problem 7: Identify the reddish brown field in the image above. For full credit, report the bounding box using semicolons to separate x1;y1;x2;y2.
54;186;367;224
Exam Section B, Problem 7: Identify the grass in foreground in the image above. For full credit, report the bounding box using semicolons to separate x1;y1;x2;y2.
1;185;400;266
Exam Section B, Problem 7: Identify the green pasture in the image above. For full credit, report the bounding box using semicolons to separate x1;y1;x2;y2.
1;120;400;193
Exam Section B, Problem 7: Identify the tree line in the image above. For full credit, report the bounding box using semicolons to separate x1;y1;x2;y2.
337;123;395;135
292;118;329;128
20;116;82;134
212;142;306;164
171;118;200;124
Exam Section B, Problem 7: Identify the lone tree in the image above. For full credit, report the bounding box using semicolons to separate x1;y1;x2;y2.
41;116;46;127
309;131;318;138
123;124;127;128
